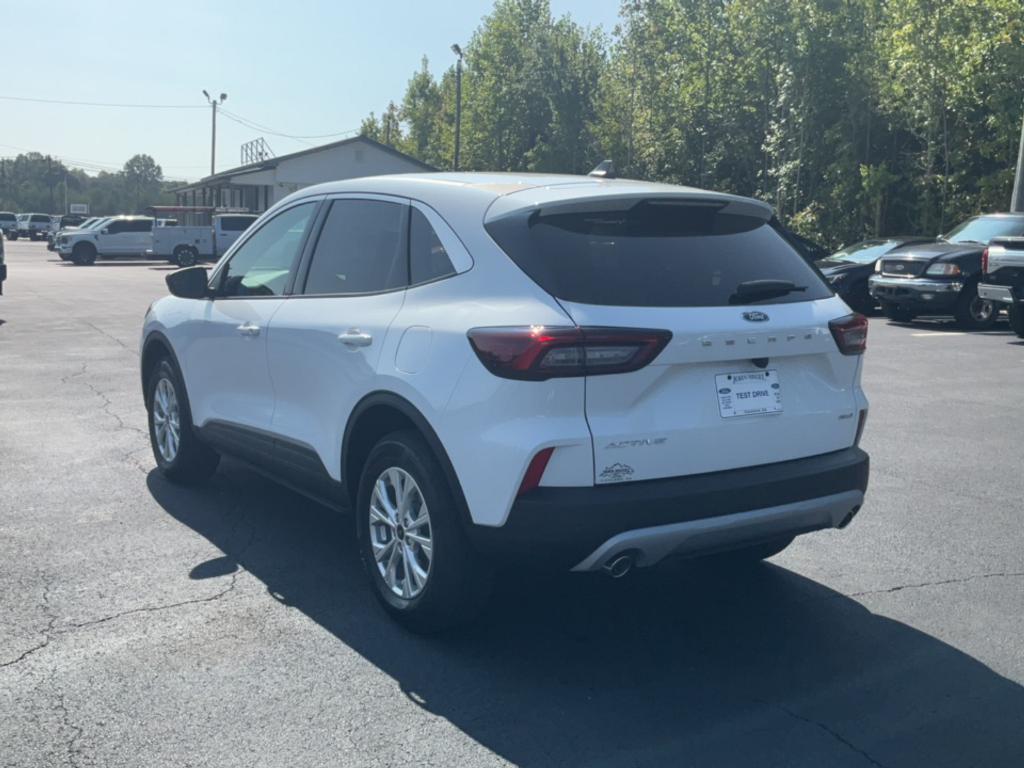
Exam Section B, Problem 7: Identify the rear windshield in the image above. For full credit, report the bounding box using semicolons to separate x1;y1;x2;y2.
0;213;16;222
30;214;51;223
485;200;832;307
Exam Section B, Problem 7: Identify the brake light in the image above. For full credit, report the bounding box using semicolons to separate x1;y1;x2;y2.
829;313;868;355
518;447;555;496
981;247;989;274
467;326;672;380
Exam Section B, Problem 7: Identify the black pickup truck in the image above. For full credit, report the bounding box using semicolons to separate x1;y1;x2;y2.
868;213;1024;329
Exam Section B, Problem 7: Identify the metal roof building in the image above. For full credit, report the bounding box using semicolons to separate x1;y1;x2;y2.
173;136;435;213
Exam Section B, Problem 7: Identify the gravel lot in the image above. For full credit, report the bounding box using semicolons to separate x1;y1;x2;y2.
2;238;1023;767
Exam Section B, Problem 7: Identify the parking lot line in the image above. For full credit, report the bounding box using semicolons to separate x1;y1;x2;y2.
910;331;966;337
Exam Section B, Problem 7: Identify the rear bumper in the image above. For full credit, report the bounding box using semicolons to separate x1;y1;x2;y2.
470;447;869;570
977;283;1018;304
868;276;962;310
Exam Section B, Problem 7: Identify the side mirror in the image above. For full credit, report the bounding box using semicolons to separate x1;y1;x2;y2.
166;266;210;299
100;228;109;235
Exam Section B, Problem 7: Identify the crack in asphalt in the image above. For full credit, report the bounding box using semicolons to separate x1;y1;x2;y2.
848;570;1024;598
82;320;137;356
0;577;57;670
54;690;86;768
762;700;888;768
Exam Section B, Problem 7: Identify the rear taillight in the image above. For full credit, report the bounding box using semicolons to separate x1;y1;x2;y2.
981;247;989;273
829;313;868;356
467;326;672;381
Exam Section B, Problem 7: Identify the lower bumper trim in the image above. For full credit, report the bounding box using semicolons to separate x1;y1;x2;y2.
571;490;863;572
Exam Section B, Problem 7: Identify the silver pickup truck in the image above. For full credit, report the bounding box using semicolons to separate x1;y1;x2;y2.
978;237;1024;337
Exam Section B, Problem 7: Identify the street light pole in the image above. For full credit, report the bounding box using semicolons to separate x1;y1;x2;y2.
203;90;228;177
1012;102;1024;213
451;44;464;171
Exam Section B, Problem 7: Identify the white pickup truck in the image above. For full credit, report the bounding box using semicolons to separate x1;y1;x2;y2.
979;236;1024;337
148;213;257;266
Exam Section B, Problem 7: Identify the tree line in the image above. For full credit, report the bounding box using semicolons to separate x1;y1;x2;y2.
0;153;176;216
361;0;1024;247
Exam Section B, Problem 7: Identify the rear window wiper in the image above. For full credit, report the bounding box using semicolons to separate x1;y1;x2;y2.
729;279;807;304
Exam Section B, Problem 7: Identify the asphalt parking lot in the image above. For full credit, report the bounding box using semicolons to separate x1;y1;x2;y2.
2;238;1023;768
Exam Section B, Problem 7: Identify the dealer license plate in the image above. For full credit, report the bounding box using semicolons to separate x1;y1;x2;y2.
716;370;782;418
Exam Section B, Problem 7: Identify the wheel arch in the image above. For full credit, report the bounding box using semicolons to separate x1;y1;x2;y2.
342;391;472;528
140;331;184;404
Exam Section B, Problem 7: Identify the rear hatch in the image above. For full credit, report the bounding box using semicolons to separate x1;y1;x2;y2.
486;192;863;484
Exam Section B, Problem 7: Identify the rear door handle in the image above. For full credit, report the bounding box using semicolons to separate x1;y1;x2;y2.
338;329;373;347
236;322;261;337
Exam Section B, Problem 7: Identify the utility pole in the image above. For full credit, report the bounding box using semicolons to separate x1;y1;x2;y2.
1012;103;1024;213
451;44;464;171
202;90;228;177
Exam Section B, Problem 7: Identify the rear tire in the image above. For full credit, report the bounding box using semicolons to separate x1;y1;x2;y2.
1009;304;1024;339
146;357;219;484
356;429;491;632
8;232;17;241
173;246;199;267
954;285;997;330
71;242;97;266
881;303;915;323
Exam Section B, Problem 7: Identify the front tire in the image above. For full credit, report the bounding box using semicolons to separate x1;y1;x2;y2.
356;430;490;632
146;358;219;484
1009;304;1024;339
71;242;97;266
954;285;998;330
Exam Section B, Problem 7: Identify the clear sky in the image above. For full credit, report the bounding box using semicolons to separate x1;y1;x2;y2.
1;0;622;181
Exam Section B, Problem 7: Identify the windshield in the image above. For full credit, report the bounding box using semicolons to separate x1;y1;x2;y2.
944;216;1024;245
820;240;905;265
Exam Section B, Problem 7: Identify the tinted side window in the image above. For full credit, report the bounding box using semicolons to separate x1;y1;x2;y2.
303;199;406;295
410;207;455;285
128;219;153;233
220;216;257;232
219;202;316;297
105;220;127;234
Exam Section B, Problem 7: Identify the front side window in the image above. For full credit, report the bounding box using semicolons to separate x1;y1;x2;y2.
303;199;406;295
410;207;456;285
218;202;316;297
105;220;128;235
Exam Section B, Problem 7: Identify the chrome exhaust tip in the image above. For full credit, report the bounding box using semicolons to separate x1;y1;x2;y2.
603;553;634;579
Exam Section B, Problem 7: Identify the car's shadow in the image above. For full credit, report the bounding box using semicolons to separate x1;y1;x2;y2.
147;462;1024;766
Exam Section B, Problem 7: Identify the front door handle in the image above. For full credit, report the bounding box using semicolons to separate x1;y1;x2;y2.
236;322;261;337
338;329;373;347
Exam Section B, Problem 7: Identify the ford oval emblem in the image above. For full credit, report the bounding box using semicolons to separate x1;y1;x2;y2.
743;311;770;322
718;387;732;394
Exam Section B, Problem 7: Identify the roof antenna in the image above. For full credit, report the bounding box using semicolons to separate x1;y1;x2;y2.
588;159;616;179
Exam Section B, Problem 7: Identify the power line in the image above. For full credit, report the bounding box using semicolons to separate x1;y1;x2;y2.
219;108;357;142
0;94;206;109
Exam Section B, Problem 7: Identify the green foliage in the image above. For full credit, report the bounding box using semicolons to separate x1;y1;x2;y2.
0;151;176;214
361;0;1024;248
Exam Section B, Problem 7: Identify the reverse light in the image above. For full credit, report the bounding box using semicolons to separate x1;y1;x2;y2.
829;313;868;356
925;263;962;276
518;447;555;496
467;326;672;381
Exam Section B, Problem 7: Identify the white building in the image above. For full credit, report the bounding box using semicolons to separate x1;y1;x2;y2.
174;136;434;213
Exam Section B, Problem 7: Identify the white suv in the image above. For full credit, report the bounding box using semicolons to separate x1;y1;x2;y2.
141;173;870;630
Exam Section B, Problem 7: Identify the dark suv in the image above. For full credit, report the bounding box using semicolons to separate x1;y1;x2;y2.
868;213;1024;328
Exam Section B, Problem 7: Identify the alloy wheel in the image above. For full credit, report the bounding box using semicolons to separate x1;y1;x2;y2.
152;377;181;463
369;467;433;599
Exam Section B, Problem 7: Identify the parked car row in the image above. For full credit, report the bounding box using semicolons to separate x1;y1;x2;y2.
53;211;257;266
816;212;1024;333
